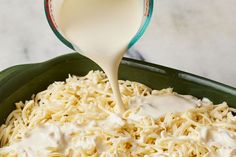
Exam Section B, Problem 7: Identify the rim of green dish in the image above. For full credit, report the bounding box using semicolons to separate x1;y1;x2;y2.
1;53;236;93
44;0;154;50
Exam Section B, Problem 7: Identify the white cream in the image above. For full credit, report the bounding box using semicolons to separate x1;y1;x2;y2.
128;93;199;120
1;124;65;157
198;126;236;157
102;113;125;129
55;0;144;112
1;123;98;157
1;116;125;156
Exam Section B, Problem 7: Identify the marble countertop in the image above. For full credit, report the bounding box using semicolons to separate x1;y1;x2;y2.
0;0;235;87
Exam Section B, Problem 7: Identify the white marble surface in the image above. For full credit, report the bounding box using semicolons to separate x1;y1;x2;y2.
0;0;235;87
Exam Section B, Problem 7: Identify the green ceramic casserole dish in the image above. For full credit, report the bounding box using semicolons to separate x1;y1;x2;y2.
0;53;235;125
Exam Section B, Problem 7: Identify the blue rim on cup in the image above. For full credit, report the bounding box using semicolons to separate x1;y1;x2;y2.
44;0;154;50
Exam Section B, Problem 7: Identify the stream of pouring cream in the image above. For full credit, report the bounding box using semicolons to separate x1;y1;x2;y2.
56;0;144;113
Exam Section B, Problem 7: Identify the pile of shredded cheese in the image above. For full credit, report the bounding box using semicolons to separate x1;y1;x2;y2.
0;70;235;157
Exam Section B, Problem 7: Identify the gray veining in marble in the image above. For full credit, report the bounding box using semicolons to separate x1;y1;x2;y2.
0;0;235;87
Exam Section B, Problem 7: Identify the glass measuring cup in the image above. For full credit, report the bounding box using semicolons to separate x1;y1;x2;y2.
44;0;154;51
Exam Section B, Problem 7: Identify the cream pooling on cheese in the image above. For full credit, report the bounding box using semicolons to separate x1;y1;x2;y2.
128;93;200;121
0;123;98;157
198;126;236;157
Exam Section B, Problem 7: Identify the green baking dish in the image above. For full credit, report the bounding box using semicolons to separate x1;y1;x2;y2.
0;53;235;124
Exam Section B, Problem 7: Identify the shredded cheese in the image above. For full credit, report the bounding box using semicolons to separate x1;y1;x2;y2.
0;70;235;157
